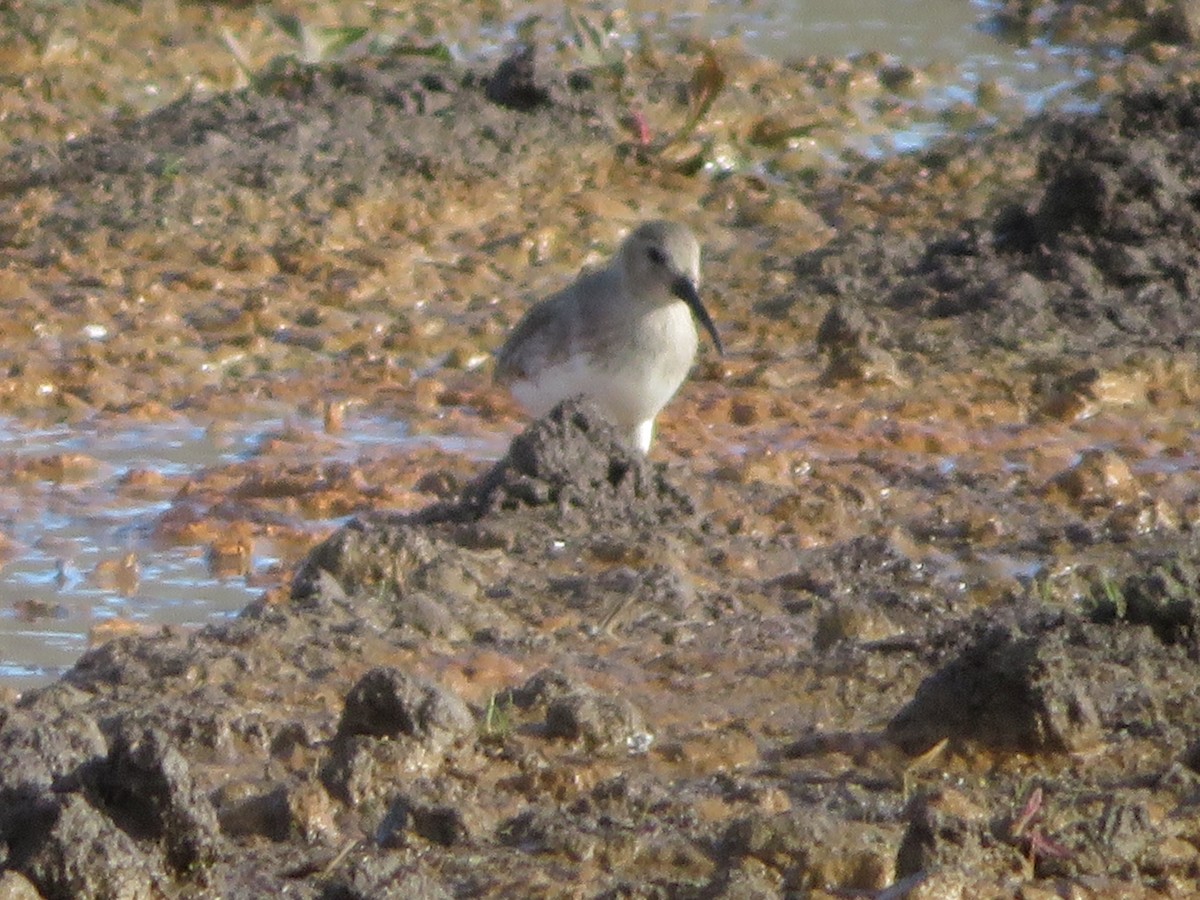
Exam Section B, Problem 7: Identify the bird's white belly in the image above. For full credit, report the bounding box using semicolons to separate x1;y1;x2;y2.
510;302;698;436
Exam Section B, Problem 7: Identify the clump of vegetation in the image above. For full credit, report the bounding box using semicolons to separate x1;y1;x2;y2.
1083;563;1198;646
222;9;450;93
480;691;516;741
557;9;731;171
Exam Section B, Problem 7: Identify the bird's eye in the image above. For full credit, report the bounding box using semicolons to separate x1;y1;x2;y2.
646;247;667;266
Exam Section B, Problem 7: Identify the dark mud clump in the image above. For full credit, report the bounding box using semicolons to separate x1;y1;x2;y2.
885;609;1197;755
799;81;1200;367
453;399;695;525
485;44;552;111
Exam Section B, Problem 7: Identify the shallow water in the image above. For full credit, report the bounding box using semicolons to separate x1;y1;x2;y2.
0;415;491;688
481;0;1099;153
700;0;1096;150
702;0;1063;81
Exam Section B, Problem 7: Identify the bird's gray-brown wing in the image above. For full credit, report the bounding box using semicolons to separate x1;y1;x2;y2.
495;265;620;384
493;288;581;385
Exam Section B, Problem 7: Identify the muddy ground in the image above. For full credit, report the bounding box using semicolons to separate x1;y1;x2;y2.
2;1;1200;898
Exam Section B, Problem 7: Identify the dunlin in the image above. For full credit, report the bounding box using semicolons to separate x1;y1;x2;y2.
495;220;722;453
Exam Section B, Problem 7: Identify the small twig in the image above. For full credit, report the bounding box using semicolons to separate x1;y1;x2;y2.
1009;786;1043;838
1009;786;1073;866
320;838;361;876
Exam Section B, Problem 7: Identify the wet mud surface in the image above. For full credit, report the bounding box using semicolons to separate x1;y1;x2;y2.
2;2;1200;897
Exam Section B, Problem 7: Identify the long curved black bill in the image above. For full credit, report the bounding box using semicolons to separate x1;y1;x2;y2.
671;276;724;356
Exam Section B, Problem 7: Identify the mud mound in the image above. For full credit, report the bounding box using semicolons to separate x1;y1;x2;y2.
457;399;695;526
887;606;1200;756
289;401;696;640
0;53;606;245
800;82;1200;364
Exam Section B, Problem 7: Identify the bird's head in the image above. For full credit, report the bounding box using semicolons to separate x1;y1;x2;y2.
620;220;723;355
